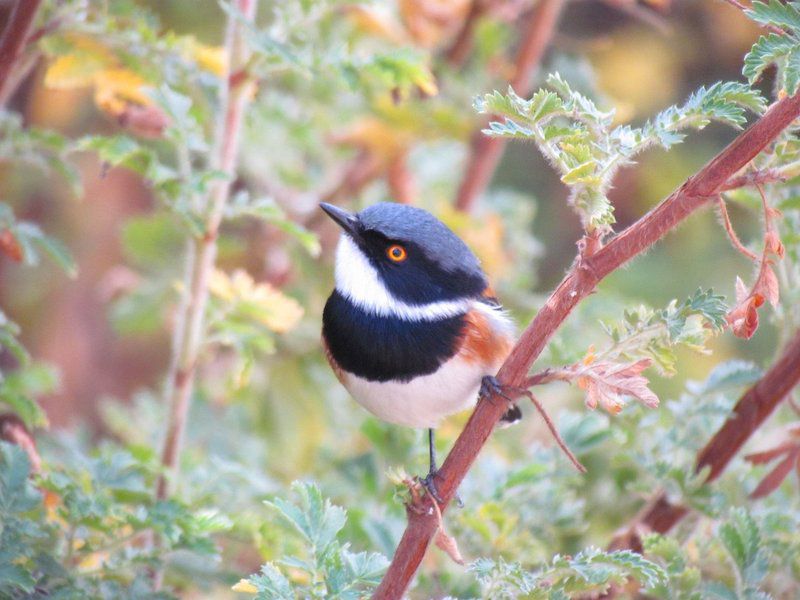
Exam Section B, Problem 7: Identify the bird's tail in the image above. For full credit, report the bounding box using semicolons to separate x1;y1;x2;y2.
499;404;522;426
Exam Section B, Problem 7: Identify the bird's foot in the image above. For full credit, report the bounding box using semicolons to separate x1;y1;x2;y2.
480;375;523;424
480;375;519;404
418;469;464;508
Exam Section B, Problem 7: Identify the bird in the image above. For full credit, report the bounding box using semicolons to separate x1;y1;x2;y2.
320;201;519;498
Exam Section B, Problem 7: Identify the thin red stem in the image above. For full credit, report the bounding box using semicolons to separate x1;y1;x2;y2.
0;0;43;106
453;0;567;213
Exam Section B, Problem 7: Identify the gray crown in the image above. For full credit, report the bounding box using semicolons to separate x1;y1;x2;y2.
357;203;482;275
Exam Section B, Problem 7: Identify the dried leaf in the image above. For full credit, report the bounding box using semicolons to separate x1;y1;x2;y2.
745;442;796;465
434;527;465;565
0;229;23;262
750;449;799;499
578;358;659;414
727;293;762;339
765;229;785;259
754;263;780;307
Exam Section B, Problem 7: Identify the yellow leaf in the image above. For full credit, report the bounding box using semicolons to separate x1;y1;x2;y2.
185;37;228;77
45;54;104;89
209;269;236;301
231;579;258;594
211;269;304;334
43;35;114;89
411;66;438;97
93;68;151;116
331;117;412;165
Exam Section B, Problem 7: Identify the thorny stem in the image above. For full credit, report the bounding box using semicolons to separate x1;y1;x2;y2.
609;327;800;553
453;0;567;212
155;0;257;501
373;92;800;600
0;0;43;107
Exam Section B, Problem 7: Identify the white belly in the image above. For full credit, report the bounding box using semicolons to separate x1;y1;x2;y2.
342;355;487;428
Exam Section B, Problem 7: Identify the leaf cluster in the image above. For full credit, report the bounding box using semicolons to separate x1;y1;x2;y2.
744;1;800;96
469;548;666;599
0;441;230;598
476;76;764;231
240;482;388;599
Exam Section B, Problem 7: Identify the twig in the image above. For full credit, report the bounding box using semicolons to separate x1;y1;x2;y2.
716;196;759;261
453;0;567;213
373;91;800;600
0;0;43;106
155;0;257;501
720;168;785;191
443;0;484;67
523;389;586;472
608;327;800;551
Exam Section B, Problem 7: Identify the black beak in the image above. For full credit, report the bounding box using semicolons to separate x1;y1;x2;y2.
320;203;360;239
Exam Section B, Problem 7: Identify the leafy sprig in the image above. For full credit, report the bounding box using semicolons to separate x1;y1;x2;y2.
238;482;388;599
476;76;764;231
744;1;800;95
469;548;666;599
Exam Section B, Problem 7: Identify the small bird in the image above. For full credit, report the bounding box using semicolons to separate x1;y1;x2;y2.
320;201;519;496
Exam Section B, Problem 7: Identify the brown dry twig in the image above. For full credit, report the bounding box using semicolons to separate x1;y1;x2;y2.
373;92;800;600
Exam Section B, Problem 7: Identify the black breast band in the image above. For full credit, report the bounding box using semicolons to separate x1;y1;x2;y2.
322;290;465;383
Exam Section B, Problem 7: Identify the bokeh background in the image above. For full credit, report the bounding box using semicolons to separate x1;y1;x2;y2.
2;0;798;597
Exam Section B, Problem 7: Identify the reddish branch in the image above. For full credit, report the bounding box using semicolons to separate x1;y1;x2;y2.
155;0;257;501
453;0;567;213
0;414;41;473
373;92;800;600
443;0;484;67
609;327;800;551
0;0;43;105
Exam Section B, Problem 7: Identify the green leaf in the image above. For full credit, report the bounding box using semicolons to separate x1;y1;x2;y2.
0;443;41;515
249;563;294;598
265;481;347;556
719;508;770;587
693;360;763;395
745;0;800;32
743;34;800;95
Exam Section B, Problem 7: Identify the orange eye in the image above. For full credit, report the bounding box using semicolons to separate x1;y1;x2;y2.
387;244;407;262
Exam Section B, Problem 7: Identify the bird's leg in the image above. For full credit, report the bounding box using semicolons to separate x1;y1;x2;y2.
421;428;443;503
419;429;464;508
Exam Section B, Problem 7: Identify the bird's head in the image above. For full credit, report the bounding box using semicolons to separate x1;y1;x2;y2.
320;202;487;316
